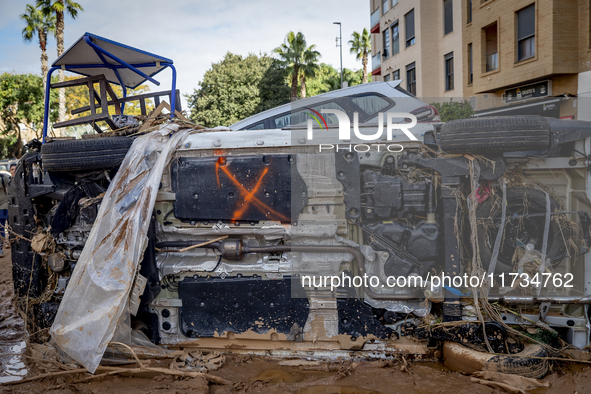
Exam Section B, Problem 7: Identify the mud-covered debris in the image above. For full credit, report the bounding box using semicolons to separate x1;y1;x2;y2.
443;341;549;379
470;370;549;393
30;230;55;255
170;350;225;373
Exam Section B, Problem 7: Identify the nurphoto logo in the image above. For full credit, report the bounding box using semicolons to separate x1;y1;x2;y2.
307;109;418;153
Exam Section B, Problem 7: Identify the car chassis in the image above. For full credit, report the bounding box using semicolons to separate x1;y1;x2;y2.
9;34;591;373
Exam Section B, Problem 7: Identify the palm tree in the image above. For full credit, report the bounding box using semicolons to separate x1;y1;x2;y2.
36;0;83;122
21;4;55;96
298;44;320;98
348;28;372;84
274;32;306;101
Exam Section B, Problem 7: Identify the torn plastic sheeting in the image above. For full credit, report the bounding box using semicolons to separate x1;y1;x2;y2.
50;124;191;373
101;330;176;365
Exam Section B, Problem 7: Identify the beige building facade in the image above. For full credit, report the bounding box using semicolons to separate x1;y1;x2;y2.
371;0;591;119
369;0;466;98
462;0;591;119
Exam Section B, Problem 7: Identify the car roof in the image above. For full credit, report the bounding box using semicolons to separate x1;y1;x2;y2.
230;80;407;130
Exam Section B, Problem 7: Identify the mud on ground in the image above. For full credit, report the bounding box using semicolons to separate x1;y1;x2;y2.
2;252;591;393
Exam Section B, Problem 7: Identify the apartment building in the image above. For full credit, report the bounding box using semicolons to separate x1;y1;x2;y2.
369;0;465;98
371;0;591;119
463;0;591;119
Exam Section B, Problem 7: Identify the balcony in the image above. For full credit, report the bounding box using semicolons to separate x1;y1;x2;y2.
372;52;381;74
485;52;498;72
371;9;380;33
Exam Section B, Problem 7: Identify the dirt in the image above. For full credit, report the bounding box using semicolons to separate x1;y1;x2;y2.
0;249;27;385
2;252;591;393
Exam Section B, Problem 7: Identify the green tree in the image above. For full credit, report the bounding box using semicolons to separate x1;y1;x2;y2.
348;28;372;84
306;64;370;97
0;73;57;158
299;44;320;98
343;68;371;87
431;99;475;122
186;52;289;127
20;4;55;95
256;59;291;112
36;0;83;122
304;63;339;96
274;31;307;101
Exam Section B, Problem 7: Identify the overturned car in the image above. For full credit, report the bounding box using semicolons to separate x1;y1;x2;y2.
10;33;591;375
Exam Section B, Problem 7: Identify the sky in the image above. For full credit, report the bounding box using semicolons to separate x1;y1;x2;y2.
0;0;369;107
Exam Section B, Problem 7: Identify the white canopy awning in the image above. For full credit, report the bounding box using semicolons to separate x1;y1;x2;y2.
52;33;173;88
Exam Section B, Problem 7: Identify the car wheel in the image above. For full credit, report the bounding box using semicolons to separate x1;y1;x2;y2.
439;116;551;154
41;137;133;172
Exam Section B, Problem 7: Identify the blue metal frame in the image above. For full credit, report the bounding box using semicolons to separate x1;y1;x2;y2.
83;36;161;86
42;34;177;143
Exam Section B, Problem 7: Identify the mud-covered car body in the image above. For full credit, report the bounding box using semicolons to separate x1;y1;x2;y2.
10;35;591;368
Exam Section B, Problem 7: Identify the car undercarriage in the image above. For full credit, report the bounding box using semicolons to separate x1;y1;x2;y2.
9;33;591;377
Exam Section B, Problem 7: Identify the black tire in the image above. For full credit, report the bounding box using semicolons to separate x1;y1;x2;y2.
486;343;549;379
440;116;550;153
477;187;568;274
41;137;133;172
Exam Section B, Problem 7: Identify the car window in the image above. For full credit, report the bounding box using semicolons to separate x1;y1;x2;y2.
274;101;347;128
273;113;291;129
246;122;266;130
350;95;392;118
295;102;345;125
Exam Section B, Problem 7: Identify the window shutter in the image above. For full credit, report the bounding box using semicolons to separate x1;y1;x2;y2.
517;4;535;40
405;9;415;39
444;0;453;34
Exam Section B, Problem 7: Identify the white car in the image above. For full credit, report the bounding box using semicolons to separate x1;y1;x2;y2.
230;81;440;131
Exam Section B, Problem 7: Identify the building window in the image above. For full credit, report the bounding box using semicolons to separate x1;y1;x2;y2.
444;0;453;35
383;0;389;15
383;28;390;59
444;52;454;91
467;0;472;23
384;73;391;82
468;43;473;84
405;9;415;47
483;22;498;72
392;23;400;55
517;4;535;61
406;62;416;95
393;69;400;80
372;51;381;73
391;0;398;7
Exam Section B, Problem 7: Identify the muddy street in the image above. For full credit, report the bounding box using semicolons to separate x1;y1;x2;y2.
0;253;590;393
0;250;26;385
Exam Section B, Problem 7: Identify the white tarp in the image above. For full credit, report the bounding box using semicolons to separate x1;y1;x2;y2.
50;124;190;373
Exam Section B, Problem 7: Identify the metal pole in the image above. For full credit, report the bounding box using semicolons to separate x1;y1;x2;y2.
339;23;343;88
334;22;342;88
42;66;59;143
168;64;177;120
